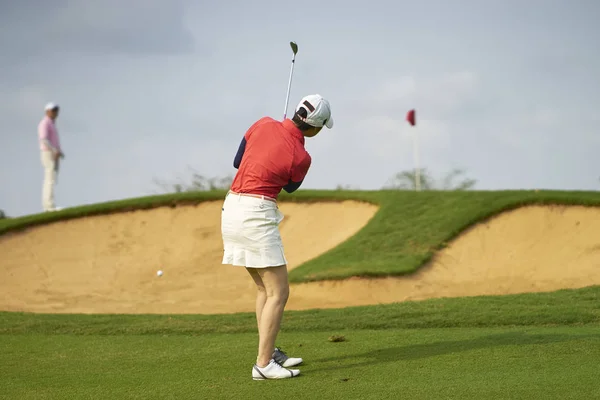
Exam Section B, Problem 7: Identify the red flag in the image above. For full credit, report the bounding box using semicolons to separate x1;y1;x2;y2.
406;109;416;126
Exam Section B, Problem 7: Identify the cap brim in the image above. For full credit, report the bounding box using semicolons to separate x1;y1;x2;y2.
324;117;333;129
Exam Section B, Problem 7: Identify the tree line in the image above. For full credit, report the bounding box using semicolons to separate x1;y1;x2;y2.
153;167;477;193
0;168;478;218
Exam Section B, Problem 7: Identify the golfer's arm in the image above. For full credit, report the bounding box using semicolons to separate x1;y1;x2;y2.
283;179;303;193
233;138;247;169
285;154;310;193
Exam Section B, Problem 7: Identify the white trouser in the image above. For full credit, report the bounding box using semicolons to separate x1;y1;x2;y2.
41;151;58;211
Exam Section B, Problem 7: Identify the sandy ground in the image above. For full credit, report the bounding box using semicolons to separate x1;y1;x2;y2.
1;202;600;314
0;200;377;314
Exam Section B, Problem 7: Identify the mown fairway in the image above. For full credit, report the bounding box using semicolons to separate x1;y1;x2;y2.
2;327;599;399
2;287;600;399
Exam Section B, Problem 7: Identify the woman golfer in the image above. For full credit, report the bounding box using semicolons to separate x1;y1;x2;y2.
221;94;333;380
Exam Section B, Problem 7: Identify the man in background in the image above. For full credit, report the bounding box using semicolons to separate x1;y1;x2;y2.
38;102;64;212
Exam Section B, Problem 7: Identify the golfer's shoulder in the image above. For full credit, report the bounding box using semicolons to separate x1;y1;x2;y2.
255;116;277;126
245;116;280;137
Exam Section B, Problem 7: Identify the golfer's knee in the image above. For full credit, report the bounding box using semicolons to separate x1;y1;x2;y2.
276;285;290;304
267;285;289;304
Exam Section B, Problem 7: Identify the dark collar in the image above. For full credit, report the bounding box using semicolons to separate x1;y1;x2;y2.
282;119;305;145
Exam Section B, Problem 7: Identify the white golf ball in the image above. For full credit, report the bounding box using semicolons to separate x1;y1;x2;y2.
157;270;163;277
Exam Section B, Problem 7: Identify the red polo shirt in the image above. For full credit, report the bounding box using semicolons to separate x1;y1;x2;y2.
230;117;311;199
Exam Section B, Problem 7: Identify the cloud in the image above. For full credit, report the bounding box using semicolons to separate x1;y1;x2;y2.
345;71;481;166
1;0;599;217
297;71;486;192
365;71;480;117
0;0;196;59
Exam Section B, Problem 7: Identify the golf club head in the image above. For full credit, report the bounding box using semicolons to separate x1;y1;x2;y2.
290;41;298;55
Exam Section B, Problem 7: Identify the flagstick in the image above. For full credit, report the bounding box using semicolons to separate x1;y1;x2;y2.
405;109;420;192
413;128;421;192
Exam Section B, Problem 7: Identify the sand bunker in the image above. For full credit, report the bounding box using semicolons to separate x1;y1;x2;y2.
1;203;600;314
0;200;377;314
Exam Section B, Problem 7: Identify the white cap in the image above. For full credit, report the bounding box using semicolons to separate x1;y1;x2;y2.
44;102;59;111
294;94;333;128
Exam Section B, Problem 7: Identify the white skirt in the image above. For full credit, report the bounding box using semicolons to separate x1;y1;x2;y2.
221;192;288;268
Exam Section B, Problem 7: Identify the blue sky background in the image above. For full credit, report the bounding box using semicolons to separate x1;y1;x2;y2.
1;0;599;217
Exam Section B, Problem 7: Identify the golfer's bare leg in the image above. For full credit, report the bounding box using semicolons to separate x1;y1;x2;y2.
255;265;289;368
247;268;267;327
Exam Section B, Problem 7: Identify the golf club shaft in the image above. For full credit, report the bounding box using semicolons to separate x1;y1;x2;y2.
283;55;296;119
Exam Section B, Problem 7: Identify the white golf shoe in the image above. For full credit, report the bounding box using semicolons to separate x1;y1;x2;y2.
252;359;300;380
272;347;303;368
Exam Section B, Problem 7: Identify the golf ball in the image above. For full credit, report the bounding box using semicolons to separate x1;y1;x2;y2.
157;270;163;277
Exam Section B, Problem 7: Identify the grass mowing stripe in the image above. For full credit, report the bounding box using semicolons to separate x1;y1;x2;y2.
2;327;599;399
2;286;600;335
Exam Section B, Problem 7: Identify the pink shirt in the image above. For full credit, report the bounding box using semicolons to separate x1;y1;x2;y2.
38;116;61;152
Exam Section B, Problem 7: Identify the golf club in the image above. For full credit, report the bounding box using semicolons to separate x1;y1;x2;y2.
283;41;298;120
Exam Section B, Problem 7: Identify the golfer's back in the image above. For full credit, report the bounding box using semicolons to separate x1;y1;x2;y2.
230;117;311;199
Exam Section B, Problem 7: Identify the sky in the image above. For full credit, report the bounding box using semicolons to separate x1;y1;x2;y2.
1;0;599;217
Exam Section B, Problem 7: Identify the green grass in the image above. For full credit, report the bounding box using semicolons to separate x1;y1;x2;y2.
2;286;600;335
2;286;600;399
3;327;599;399
3;189;600;398
2;189;600;283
